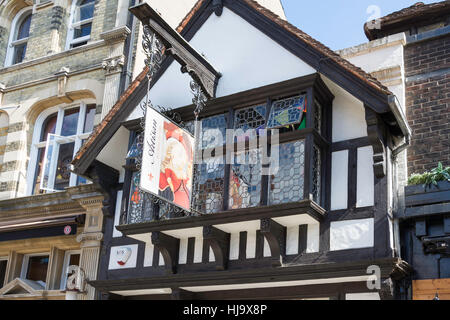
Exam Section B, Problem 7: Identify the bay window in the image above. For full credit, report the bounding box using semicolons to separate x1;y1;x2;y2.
122;76;332;223
28;103;96;195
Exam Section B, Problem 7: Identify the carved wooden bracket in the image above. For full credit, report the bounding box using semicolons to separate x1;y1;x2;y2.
130;3;221;98
151;231;179;274
212;0;224;16
203;226;230;270
260;218;286;266
365;107;387;178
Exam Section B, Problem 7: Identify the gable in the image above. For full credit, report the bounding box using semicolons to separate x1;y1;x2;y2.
127;7;316;121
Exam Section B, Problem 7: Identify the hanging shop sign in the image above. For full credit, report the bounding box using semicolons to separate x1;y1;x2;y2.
141;106;195;212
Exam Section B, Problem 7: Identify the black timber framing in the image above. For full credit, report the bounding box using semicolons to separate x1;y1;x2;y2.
90;257;408;293
116;201;324;235
151;231;180;274
203;226;230;270
260;218;286;266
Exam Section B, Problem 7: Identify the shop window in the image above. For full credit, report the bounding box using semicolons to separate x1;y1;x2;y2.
0;258;7;288
60;251;81;290
20;254;49;286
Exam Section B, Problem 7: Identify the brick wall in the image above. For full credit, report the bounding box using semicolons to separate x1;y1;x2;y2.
404;35;450;174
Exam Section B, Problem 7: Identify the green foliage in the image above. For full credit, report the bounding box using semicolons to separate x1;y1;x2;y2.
408;162;450;187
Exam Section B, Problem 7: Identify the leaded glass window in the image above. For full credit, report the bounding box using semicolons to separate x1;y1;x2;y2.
192;156;225;214
200;114;227;148
267;95;306;129
269;140;305;205
229;149;262;209
314;100;322;134
312;144;321;204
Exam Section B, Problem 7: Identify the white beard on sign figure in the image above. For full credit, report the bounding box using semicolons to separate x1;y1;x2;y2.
116;247;132;266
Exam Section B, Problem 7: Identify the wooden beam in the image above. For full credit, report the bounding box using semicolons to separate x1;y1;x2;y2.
203;226;230;270
260;218;286;266
151;232;179;274
365;108;387;178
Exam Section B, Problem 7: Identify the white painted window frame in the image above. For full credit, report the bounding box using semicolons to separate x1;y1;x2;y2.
0;256;8;287
4;6;32;67
20;252;50;286
26;101;94;195
65;0;95;50
59;250;81;290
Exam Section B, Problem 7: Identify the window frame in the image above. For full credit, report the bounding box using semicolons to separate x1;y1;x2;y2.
26;101;96;195
0;256;8;288
4;7;32;67
20;253;50;285
66;0;95;50
59;250;81;290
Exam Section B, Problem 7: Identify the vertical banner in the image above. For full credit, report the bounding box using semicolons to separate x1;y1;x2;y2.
140;107;195;211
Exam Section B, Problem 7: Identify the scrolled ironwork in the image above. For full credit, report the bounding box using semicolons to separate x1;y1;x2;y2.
142;25;164;79
190;80;207;120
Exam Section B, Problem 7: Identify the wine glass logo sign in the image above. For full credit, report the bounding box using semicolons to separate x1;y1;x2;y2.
116;247;132;266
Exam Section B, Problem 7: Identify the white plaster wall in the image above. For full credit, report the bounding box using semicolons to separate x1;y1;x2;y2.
229;232;239;260
108;244;139;270
194;236;203;263
356;146;374;208
97;125;129;175
331;88;367;142
331;150;348;210
179;238;188;264
286;225;299;255
330;218;374;251
306;223;320;253
346;45;402;75
112;190;123;238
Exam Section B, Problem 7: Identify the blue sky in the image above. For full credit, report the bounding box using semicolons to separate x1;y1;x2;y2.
281;0;439;50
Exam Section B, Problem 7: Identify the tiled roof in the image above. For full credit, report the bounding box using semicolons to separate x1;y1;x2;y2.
364;1;450;40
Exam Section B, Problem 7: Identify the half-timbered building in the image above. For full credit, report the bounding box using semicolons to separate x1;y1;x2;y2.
71;0;413;300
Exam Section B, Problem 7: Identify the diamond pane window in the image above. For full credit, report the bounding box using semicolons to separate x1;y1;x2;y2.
269;140;305;205
200;114;227;148
126;136;140;161
234;105;266;131
312;144;321;204
192;156;225;214
128;171;144;224
229;149;262;209
268;95;306;129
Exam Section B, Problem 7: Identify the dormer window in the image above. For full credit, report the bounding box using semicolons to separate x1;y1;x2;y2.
5;8;32;66
67;0;95;49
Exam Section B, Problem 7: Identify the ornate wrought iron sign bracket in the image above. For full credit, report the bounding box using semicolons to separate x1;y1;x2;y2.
130;3;221;99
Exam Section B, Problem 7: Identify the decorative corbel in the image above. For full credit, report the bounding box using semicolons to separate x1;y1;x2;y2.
102;55;125;75
55;67;73;103
203;226;230;270
365;107;387;178
260;218;286;266
151;231;179;274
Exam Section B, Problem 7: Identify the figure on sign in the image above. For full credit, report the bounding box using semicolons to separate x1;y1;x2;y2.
158;121;193;210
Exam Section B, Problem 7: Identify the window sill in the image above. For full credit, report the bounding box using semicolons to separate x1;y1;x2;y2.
116;199;325;236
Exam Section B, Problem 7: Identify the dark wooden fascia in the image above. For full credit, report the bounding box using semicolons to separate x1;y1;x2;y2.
202;226;230;270
130;3;221;98
212;0;223;16
151;231;180;274
365;107;387;179
116;200;325;235
85;160;120;217
89;257;406;292
260;218;286;266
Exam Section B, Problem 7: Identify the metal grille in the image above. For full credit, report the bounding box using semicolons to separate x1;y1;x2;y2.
269;140;305;205
267;95;306;128
312;144;321;204
229;149;262;209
